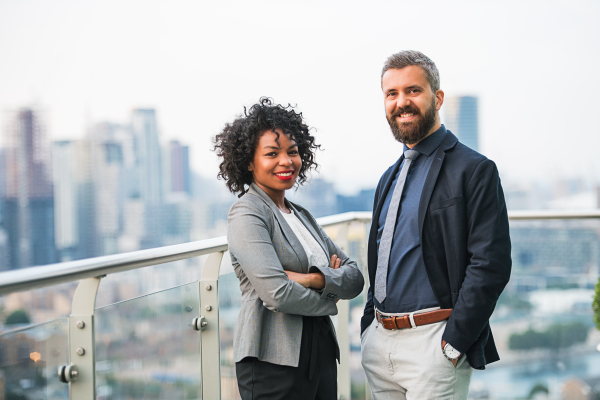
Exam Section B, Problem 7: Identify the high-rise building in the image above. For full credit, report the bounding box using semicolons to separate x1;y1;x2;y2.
0;149;9;271
52;139;96;261
167;140;191;195
444;95;480;152
1;108;56;269
53;141;80;261
131;109;163;248
89;122;136;256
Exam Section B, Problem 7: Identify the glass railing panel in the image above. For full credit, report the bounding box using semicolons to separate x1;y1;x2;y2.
95;258;204;309
470;218;600;400
218;271;241;400
95;282;201;399
0;317;69;399
324;222;371;400
0;282;78;326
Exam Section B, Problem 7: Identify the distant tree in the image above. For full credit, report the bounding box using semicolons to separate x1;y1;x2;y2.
497;291;532;311
509;322;588;351
6;391;28;400
594;276;600;330
509;328;543;350
5;309;31;325
528;383;549;399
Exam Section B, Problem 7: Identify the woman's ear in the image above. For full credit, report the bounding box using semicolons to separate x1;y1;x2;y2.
248;162;254;172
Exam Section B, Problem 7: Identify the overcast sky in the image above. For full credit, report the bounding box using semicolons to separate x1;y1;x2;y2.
1;0;599;194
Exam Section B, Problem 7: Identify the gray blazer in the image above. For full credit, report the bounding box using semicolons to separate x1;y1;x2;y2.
227;183;364;367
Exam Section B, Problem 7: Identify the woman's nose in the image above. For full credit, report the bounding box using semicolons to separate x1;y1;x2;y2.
279;154;292;166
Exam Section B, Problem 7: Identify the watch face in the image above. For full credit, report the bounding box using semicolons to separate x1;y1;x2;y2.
444;344;461;359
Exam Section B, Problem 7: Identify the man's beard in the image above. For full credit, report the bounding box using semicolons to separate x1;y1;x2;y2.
387;98;437;145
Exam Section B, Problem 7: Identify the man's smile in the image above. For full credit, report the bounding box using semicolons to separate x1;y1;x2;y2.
397;113;416;121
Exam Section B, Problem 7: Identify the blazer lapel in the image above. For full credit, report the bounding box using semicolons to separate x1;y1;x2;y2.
373;155;404;228
247;183;309;271
417;131;459;240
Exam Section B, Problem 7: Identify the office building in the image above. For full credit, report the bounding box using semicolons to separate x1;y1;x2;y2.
444;95;480;152
1;108;56;268
131;109;163;248
167;140;191;195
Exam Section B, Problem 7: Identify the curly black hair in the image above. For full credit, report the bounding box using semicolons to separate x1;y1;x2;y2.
213;97;320;197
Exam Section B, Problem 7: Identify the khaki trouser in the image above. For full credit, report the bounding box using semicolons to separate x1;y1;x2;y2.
361;308;473;400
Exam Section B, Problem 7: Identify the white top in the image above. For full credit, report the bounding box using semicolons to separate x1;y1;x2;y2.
279;209;329;269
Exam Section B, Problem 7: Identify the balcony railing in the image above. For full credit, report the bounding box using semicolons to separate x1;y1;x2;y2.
1;210;599;400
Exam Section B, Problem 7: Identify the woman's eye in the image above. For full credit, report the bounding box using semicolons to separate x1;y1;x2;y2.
289;150;299;155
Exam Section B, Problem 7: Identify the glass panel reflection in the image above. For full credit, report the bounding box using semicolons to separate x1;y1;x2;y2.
470;218;600;400
0;317;69;400
95;282;201;400
334;222;370;400
219;272;241;400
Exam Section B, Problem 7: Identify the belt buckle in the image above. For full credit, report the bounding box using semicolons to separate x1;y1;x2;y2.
392;312;417;330
377;310;417;330
408;312;417;329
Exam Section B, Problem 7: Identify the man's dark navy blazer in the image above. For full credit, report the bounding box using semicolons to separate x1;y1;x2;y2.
361;130;512;370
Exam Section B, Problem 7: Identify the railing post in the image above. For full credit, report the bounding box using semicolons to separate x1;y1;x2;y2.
63;276;102;400
200;251;224;400
334;223;352;400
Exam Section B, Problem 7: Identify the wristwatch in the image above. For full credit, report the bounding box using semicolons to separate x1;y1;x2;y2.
442;340;461;361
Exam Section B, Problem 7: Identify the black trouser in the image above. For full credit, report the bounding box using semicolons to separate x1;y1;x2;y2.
235;316;338;400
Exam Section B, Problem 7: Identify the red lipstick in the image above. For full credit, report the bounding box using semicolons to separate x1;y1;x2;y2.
275;170;294;181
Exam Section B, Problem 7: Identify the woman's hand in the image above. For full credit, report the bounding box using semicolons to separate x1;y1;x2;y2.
284;270;312;288
284;255;342;290
330;254;341;270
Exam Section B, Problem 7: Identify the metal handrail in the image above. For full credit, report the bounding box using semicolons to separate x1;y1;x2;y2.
1;209;599;297
0;212;371;297
507;209;600;220
0;237;227;296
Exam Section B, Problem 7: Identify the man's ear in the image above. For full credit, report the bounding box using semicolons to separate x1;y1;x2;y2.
435;89;445;111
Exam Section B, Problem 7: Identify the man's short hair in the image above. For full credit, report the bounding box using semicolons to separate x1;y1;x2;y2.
382;50;440;92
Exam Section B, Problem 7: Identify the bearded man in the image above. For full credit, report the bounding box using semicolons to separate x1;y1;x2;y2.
360;50;512;400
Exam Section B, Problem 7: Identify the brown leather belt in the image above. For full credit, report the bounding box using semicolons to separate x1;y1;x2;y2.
376;309;452;330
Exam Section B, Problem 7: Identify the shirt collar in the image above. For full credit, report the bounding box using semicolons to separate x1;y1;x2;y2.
402;124;447;156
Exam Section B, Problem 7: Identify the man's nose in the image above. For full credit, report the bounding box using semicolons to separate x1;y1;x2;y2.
396;93;411;109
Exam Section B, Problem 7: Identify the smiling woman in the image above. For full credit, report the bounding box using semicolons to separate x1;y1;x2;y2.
212;97;364;400
212;97;319;198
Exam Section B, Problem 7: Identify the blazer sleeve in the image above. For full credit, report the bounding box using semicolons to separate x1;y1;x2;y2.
442;159;512;353
228;199;338;317
308;222;364;301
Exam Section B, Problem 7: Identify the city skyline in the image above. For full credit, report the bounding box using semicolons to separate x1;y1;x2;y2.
0;0;599;195
1;97;598;270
